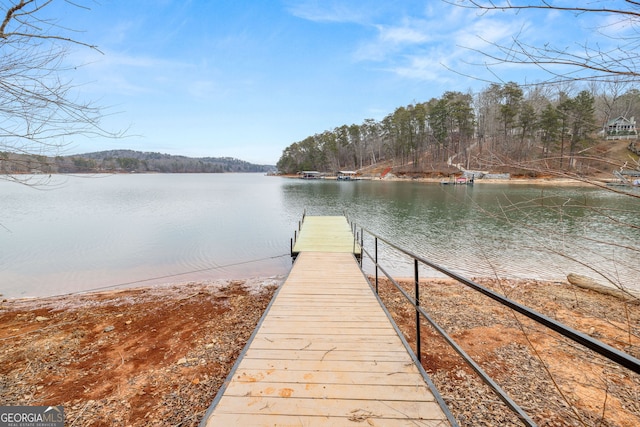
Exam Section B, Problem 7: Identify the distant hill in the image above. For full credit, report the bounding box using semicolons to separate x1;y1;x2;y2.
69;150;275;173
0;149;276;174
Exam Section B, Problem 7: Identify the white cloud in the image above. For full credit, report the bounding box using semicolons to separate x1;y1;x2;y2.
377;23;431;45
390;55;446;81
597;12;637;39
354;19;432;62
102;20;136;46
67;48;198;97
455;17;527;51
95;51;191;70
285;0;371;24
365;9;537;85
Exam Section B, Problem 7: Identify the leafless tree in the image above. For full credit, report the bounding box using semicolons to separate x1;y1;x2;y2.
447;0;640;84
0;0;120;182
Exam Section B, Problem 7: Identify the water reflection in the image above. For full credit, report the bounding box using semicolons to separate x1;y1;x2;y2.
1;175;638;298
281;180;639;290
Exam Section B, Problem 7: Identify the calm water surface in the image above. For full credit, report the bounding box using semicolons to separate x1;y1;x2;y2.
1;174;638;297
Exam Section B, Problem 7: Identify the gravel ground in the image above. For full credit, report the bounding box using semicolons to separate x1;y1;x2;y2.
377;277;640;427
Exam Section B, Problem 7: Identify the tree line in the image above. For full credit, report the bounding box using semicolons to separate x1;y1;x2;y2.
0;150;275;175
276;81;640;175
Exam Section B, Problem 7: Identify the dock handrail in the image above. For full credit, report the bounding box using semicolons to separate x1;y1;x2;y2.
352;221;640;427
290;209;306;255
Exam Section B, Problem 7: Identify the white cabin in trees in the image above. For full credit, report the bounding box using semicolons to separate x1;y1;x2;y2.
604;116;638;140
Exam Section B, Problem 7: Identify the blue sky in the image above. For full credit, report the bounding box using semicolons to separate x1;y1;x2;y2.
51;0;611;164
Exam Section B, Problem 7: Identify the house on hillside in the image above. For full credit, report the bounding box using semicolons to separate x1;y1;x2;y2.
604;116;638;140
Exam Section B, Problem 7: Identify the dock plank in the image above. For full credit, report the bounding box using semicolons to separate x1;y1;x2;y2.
207;414;449;426
223;381;438;401
237;358;422;374
243;349;410;362
211;396;446;419
231;368;429;387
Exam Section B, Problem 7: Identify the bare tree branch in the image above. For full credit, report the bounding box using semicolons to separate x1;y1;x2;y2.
446;0;640;84
445;0;640;18
0;0;121;181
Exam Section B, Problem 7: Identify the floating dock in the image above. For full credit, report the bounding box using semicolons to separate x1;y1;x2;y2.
291;215;361;257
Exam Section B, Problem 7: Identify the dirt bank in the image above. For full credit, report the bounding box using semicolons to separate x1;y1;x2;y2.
0;279;279;426
379;277;640;427
1;277;638;426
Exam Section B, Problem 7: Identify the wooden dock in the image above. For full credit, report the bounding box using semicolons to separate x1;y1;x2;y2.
291;215;361;257
200;217;452;426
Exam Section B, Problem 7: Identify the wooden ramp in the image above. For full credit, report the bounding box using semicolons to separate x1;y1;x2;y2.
200;250;452;426
292;216;361;256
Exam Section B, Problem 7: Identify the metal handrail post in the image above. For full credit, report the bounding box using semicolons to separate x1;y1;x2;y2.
414;258;421;363
353;230;357;257
360;226;364;267
374;237;379;294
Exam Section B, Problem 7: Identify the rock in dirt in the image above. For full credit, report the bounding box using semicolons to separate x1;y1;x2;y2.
567;273;639;300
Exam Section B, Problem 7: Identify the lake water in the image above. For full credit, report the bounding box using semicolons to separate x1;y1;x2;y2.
1;174;638;298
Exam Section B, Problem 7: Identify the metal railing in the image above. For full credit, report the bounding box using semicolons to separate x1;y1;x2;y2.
290;209;306;257
351;221;640;427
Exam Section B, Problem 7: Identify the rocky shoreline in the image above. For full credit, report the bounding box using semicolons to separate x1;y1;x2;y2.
1;277;638;426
